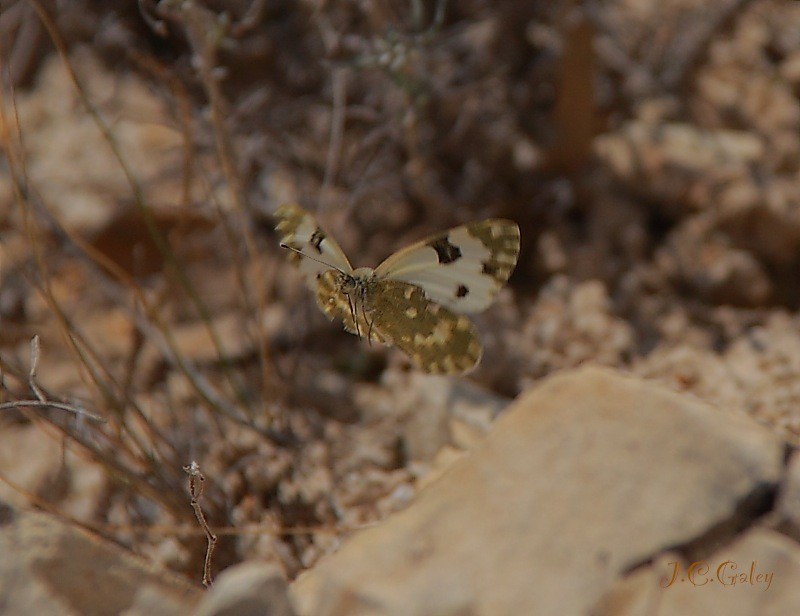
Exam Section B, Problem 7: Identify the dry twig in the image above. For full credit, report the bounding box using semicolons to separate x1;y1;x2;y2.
184;460;217;588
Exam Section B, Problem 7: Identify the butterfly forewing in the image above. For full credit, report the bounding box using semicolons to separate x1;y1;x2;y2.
275;203;353;289
374;220;520;313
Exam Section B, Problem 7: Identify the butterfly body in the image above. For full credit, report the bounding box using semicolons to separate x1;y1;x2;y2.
318;267;384;341
276;203;520;374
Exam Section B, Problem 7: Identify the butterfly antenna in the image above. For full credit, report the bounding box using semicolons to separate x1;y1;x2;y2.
279;244;347;275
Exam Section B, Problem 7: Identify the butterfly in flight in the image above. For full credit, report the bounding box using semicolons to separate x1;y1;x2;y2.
276;203;520;374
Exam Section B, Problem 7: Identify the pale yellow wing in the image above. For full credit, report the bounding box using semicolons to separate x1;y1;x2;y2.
275;203;353;289
373;219;520;313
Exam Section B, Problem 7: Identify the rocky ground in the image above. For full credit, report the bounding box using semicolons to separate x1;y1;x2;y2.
4;368;800;614
3;0;800;614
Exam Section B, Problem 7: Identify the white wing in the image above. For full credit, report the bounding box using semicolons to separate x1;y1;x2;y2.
275;203;353;289
374;219;520;313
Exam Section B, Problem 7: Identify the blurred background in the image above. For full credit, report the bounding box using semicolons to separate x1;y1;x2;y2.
2;0;800;581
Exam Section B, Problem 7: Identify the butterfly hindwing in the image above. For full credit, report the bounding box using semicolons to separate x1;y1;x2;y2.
315;270;480;374
275;203;353;289
367;278;482;374
373;219;520;313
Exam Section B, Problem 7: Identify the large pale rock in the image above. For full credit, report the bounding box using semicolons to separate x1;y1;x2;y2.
0;503;201;615
193;562;295;616
384;373;508;461
290;366;787;615
0;425;105;519
599;528;800;614
775;448;800;540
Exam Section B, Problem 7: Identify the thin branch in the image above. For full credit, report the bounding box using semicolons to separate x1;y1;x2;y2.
0;399;105;423
184;461;217;588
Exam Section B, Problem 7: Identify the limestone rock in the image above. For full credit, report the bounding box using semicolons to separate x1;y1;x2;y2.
193;562;295;616
599;528;800;615
290;367;786;615
775;448;800;540
0;503;201;615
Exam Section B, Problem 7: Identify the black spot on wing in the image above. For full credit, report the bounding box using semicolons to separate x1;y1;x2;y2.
310;228;326;253
428;237;462;264
482;261;499;276
456;284;469;298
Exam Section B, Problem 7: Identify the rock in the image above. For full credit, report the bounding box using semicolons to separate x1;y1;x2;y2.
381;372;508;461
0;503;201;615
775;449;800;540
0;424;107;520
598;528;800;614
519;278;635;381
289;367;787;615
194;562;295;616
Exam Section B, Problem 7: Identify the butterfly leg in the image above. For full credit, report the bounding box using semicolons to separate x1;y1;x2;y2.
346;292;362;339
366;316;376;346
360;285;376;346
363;305;377;346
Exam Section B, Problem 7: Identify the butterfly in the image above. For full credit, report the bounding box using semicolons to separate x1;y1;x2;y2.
275;203;520;374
